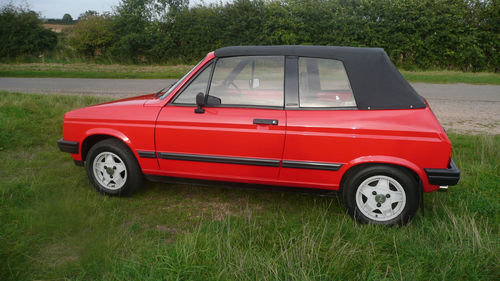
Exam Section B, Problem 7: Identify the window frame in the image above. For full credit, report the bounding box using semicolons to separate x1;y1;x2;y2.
170;61;215;106
160;56;207;100
168;55;358;111
286;56;358;111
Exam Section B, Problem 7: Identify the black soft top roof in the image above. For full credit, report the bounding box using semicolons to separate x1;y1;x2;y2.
214;46;426;110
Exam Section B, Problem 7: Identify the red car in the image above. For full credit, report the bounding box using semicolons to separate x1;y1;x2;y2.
58;46;460;225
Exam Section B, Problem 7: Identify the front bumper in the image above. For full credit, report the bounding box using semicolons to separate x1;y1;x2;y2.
424;159;460;186
57;138;79;154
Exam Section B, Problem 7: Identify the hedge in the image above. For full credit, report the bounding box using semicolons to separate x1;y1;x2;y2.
2;0;499;71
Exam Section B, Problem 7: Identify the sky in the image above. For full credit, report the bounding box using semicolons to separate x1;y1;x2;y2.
5;0;120;19
5;0;219;19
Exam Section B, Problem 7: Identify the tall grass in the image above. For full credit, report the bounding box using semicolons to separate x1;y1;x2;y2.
0;92;498;280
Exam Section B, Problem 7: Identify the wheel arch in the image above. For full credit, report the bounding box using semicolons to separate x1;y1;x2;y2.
81;129;134;163
339;157;424;194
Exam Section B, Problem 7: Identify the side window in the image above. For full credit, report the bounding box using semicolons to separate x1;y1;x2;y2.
173;63;212;104
208;56;284;107
298;57;356;108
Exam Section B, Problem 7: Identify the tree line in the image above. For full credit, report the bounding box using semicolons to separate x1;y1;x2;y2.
1;0;499;71
45;14;75;24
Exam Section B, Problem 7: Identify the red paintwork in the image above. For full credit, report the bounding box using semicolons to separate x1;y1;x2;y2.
63;93;161;171
155;106;286;180
61;52;451;193
281;107;450;192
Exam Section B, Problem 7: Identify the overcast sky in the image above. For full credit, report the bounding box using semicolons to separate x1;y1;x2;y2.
3;0;120;18
5;0;218;19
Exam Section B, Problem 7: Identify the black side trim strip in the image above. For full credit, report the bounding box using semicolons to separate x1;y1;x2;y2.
57;138;79;154
424;159;460;186
138;150;157;159
282;160;343;171
157;152;280;167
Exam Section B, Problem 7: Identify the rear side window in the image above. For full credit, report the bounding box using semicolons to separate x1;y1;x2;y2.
298;57;356;108
208;56;284;107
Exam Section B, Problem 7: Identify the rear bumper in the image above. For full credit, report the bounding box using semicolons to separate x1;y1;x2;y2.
424;159;460;186
57;138;79;154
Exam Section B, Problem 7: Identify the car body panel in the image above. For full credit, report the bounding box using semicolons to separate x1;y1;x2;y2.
63;94;161;170
281;107;450;192
155;105;286;180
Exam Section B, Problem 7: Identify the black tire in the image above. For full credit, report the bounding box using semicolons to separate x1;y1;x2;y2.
342;165;419;225
85;138;143;196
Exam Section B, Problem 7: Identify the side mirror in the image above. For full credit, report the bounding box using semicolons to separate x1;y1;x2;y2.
249;78;260;89
195;92;205;113
206;95;221;105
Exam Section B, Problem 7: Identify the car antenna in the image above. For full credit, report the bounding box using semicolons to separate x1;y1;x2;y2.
154;88;165;98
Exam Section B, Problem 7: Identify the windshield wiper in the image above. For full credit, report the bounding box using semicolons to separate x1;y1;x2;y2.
153;88;165;98
156;81;178;99
166;81;176;91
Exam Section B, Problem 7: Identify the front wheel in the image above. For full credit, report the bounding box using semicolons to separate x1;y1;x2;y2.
85;139;142;196
343;165;419;225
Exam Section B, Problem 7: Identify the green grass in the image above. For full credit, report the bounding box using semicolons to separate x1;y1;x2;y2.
0;92;499;280
400;70;500;85
1;63;500;84
0;63;193;79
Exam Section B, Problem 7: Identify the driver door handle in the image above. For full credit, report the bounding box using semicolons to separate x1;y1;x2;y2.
253;119;279;125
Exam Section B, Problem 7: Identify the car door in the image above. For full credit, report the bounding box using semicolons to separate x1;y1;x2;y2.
155;56;286;182
280;57;358;189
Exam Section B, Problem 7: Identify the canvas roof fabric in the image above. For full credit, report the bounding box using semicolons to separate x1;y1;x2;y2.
214;46;426;110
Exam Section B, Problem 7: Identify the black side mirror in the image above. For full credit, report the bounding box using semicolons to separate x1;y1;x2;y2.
195;92;205;113
206;95;221;105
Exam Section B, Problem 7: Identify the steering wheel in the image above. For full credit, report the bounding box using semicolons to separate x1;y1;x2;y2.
229;81;240;91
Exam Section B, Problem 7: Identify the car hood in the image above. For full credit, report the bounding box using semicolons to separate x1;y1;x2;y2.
64;94;157;120
91;94;156;107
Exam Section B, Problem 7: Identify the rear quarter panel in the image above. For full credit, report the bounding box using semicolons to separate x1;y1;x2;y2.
282;107;451;192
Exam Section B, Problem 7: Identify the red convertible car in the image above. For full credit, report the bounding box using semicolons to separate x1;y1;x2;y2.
58;46;460;225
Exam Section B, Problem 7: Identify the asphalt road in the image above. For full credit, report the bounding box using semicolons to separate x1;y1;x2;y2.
1;77;499;134
0;77;175;96
1;77;499;101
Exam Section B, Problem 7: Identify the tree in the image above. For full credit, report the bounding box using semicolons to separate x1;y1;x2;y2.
62;13;73;23
69;13;113;58
111;0;159;62
165;0;189;16
78;10;99;20
0;4;57;58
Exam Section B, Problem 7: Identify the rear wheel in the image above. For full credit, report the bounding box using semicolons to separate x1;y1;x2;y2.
85;139;142;196
343;165;419;225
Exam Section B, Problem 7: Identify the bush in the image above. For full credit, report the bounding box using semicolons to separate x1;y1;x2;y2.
68;13;113;59
0;5;57;59
150;0;500;71
2;0;499;71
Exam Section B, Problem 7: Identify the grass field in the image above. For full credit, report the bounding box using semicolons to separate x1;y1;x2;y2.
0;92;499;280
400;70;500;85
1;63;500;84
0;63;193;79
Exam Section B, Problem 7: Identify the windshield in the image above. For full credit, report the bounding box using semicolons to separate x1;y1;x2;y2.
159;57;206;100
